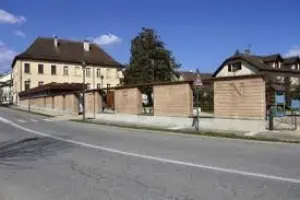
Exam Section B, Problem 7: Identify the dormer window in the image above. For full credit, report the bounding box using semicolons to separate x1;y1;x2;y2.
228;62;242;72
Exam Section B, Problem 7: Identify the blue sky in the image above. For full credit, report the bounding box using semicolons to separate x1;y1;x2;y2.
1;0;300;74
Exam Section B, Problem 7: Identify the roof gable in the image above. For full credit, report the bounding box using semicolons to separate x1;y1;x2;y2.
213;53;300;77
12;37;122;68
212;54;268;77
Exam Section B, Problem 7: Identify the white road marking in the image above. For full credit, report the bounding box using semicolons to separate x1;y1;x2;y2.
30;119;38;122
1;116;300;184
16;119;27;123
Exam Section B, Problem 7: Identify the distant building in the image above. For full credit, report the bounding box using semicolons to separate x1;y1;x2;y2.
213;51;300;85
11;36;124;105
0;72;12;104
177;70;212;82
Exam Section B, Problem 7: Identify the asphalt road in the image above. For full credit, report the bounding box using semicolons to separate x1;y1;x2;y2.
0;107;300;200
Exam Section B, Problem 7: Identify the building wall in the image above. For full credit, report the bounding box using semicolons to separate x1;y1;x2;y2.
216;62;259;77
12;59;122;104
153;83;193;117
214;76;266;119
114;88;142;114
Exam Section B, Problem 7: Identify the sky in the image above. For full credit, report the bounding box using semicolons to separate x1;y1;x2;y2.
1;0;300;74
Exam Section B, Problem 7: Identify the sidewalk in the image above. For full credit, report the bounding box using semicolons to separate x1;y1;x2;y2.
87;113;300;143
253;130;300;142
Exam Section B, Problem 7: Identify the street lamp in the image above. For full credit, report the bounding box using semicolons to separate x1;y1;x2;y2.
82;61;86;121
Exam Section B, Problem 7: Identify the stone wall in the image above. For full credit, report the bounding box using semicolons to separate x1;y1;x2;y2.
153;83;193;117
114;88;142;114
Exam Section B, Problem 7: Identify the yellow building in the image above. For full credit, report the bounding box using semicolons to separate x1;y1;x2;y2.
11;37;123;105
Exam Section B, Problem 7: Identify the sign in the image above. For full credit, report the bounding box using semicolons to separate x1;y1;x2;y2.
193;71;203;88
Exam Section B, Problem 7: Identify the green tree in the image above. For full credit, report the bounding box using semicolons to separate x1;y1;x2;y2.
124;28;180;104
124;28;180;105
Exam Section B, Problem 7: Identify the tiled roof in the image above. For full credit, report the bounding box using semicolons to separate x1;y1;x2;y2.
13;37;123;68
19;82;83;96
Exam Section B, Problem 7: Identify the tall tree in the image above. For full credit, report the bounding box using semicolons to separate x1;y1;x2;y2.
124;28;180;88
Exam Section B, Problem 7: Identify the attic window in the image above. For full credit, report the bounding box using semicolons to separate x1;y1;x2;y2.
228;62;241;72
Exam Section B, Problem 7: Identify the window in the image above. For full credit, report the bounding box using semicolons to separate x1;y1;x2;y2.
228;62;241;72
97;83;101;89
24;81;30;90
38;64;44;74
275;61;280;69
106;69;111;79
86;68;91;77
51;65;57;75
38;81;44;86
75;67;81;76
24;63;30;74
63;66;68;76
97;69;101;77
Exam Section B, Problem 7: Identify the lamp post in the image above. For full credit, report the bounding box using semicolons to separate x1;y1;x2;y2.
82;61;86;121
27;78;31;112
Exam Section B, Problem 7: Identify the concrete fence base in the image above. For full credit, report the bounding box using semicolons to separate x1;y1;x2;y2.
95;113;267;132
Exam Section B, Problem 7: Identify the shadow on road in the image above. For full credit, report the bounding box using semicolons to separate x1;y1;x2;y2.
0;137;72;168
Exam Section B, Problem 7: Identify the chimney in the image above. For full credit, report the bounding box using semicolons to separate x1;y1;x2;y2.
53;36;59;48
83;40;90;52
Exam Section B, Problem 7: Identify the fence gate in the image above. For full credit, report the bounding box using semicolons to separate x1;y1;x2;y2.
106;91;115;109
271;110;298;130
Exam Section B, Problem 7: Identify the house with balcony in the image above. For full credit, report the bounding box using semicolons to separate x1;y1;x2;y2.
11;37;124;105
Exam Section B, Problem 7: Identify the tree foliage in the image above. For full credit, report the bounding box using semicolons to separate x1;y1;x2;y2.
124;27;180;89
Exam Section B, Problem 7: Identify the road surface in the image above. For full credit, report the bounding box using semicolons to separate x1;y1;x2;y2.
0;107;299;200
